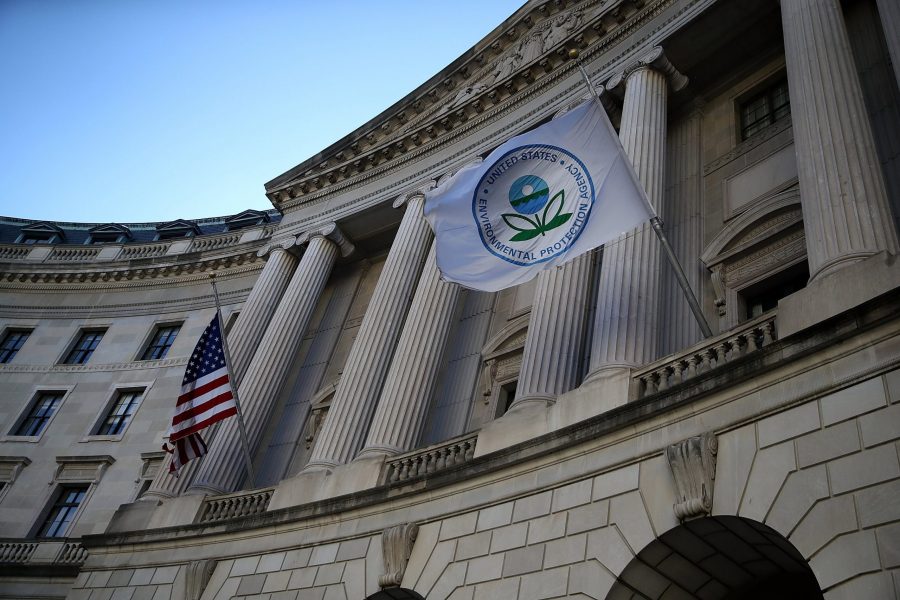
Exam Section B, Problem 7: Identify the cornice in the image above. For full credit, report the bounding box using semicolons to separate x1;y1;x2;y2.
273;0;702;227
0;252;264;290
267;0;661;208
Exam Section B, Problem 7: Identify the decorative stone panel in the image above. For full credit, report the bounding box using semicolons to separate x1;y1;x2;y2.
379;522;418;588
666;432;718;521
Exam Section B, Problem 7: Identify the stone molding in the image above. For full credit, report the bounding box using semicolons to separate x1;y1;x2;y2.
0;456;31;486
267;0;697;211
665;431;717;521
0;356;188;374
379;522;419;588
703;116;793;176
54;455;115;485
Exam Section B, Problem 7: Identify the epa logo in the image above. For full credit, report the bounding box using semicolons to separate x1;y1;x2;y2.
472;144;596;266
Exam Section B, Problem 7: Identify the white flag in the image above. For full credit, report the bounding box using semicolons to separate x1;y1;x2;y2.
424;100;651;292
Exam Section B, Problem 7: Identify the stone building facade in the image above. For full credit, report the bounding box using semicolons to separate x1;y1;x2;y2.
2;0;900;598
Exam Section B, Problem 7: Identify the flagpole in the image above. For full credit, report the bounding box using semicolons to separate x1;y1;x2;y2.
208;273;257;489
568;49;713;339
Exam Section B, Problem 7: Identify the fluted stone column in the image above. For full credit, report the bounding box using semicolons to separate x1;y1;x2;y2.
510;252;593;409
782;0;899;281
144;240;299;499
301;193;434;470
589;48;683;375
875;0;900;89
188;226;351;494
356;243;461;459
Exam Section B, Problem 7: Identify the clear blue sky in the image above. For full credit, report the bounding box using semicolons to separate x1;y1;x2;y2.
0;1;523;223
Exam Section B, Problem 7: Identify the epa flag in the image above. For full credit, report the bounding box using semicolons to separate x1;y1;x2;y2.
163;313;237;474
424;100;650;292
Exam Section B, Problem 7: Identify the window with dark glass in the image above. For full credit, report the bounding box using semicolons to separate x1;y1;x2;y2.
96;390;143;436
37;485;88;538
740;79;790;140
141;325;180;360
64;330;105;364
13;392;64;436
0;329;31;363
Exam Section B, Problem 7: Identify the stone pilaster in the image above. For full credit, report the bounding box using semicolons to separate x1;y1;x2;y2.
782;0;899;281
511;251;593;409
302;193;434;470
144;239;298;499
875;0;900;89
589;47;679;375
356;243;461;459
188;227;349;494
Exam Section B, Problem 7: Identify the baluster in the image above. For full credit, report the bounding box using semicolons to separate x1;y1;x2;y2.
657;368;670;392
389;462;401;483
435;448;447;470
464;440;475;461
672;361;684;386
746;328;759;352
762;321;775;346
644;374;657;396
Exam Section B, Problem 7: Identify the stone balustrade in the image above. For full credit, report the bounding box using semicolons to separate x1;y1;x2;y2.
188;231;244;252
383;432;478;484
0;539;87;566
633;312;777;399
119;242;170;260
196;487;274;524
47;246;102;262
0;246;29;260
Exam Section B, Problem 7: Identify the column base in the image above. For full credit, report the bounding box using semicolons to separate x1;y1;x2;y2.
809;250;883;283
269;455;386;510
507;393;556;412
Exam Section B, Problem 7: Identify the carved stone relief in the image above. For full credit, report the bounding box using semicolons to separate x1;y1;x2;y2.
379;522;419;588
185;559;217;600
666;431;718;521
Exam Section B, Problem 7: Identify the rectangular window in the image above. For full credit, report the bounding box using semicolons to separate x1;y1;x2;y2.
37;485;88;538
0;329;31;363
740;79;790;140
64;330;105;365
141;325;181;360
96;390;143;436
14;392;64;436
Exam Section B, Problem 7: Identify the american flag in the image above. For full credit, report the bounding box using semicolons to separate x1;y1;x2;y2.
164;312;237;474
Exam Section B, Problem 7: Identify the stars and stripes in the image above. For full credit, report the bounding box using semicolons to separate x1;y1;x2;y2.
163;312;237;474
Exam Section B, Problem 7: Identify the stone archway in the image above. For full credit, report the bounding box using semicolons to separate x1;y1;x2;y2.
606;516;822;599
364;588;425;600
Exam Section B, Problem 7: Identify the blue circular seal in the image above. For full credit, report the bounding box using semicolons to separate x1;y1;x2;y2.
471;144;595;266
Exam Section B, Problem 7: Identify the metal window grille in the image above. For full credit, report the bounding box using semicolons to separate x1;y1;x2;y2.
64;330;105;365
96;390;143;436
14;392;64;436
0;330;30;363
38;485;88;538
740;79;790;140
141;325;181;360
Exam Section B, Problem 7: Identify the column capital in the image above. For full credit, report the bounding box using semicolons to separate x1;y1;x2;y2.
392;184;433;209
299;223;355;257
256;235;297;259
607;46;688;94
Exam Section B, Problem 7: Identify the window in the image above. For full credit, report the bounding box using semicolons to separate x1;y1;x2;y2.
497;381;518;417
740;78;790;140
64;330;105;364
0;329;30;363
743;262;809;320
13;392;64;436
141;325;180;360
37;485;88;538
96;390;143;436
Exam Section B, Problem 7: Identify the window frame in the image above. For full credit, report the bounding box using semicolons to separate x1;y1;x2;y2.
0;328;32;364
84;382;153;442
5;388;72;441
137;322;182;361
736;74;791;141
34;484;90;538
61;328;107;365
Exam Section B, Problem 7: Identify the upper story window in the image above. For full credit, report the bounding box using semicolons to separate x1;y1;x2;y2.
224;209;270;232
0;329;31;363
86;223;132;245
64;330;105;365
13;392;65;436
740;78;790;140
140;324;181;360
36;485;88;538
95;389;144;436
155;219;201;240
15;222;64;245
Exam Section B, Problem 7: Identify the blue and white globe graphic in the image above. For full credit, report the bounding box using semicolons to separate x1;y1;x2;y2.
508;175;550;215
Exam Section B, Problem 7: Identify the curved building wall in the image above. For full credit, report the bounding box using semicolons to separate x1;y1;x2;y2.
1;0;900;598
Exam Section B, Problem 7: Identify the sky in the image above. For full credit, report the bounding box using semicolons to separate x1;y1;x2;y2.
0;1;524;224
